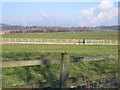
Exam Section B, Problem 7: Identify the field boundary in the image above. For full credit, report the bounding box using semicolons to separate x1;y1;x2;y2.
0;38;118;45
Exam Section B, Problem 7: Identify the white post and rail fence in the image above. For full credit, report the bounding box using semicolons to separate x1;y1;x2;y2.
0;38;118;45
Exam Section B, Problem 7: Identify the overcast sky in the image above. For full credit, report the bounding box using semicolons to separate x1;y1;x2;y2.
1;0;118;27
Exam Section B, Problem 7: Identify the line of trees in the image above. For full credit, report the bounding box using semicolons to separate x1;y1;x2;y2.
1;24;119;34
1;24;93;34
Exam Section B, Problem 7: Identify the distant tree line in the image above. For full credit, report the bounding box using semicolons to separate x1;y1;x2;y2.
1;24;93;34
1;24;119;34
95;25;118;30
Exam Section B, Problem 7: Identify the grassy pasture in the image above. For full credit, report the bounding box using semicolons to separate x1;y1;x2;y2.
2;44;118;88
2;30;118;40
2;30;118;88
2;44;118;61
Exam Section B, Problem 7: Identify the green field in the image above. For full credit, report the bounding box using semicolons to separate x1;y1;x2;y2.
2;30;118;40
2;44;118;61
2;44;118;88
2;30;118;88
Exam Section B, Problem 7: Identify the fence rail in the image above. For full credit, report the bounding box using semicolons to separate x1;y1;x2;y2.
0;38;118;45
1;53;117;88
1;55;116;68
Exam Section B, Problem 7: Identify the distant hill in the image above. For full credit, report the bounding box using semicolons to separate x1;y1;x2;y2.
1;24;119;31
1;24;92;32
1;24;24;30
94;25;118;30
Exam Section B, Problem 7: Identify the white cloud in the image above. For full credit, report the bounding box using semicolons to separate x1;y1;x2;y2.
79;0;118;26
98;0;114;11
81;7;95;16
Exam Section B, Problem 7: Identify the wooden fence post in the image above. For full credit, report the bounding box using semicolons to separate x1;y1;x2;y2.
85;40;87;44
21;38;23;42
116;40;118;45
92;40;93;45
60;39;61;44
72;39;75;44
41;39;42;43
28;38;29;42
9;38;10;43
60;53;70;88
110;40;112;45
66;39;68;43
34;39;36;43
54;39;55;43
74;39;75;44
47;39;49;43
97;40;99;44
15;38;16;42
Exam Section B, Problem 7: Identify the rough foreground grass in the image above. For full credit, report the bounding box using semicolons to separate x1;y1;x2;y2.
2;44;118;61
2;44;118;88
